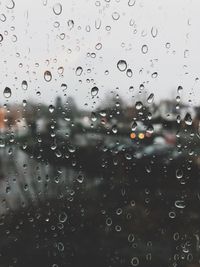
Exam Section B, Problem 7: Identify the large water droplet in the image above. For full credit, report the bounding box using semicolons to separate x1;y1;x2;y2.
49;105;55;113
151;26;158;38
6;0;15;9
141;44;148;54
176;168;183;179
175;200;186;209
147;93;154;104
131;257;139;266
126;68;133;77
177;85;183;94
4;87;12;98
184;113;192;125
128;0;136;6
59;212;67;223
91;86;99;97
75;66;83;76
44;70;52;82
135;101;143;110
53;3;62;15
67;19;74;30
0;14;6;22
112;12;120;20
117;60;127;71
21;80;28;90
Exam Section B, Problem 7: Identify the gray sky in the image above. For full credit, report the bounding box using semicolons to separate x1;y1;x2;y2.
0;0;200;109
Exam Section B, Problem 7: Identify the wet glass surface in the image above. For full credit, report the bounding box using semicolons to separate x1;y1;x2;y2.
1;0;200;267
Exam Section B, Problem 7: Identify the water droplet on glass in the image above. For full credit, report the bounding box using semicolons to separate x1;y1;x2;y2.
53;3;62;15
58;66;64;75
151;26;158;38
0;34;3;42
91;86;99;97
184;113;192;126
75;66;83;76
151;72;158;78
147;93;154;104
59;212;67;223
131;121;137;131
135;101;143;110
176;168;183;179
95;43;102;50
112;125;118;134
177;85;183;94
126;68;133;77
117;60;127;72
6;0;15;9
21;80;28;90
61;83;67;91
141;44;148;54
131;257;139;266
49;105;55;113
67;19;74;30
4;87;12;98
128;0;136;7
0;14;6;22
44;70;52;82
95;18;101;29
112;12;120;20
175;200;186;209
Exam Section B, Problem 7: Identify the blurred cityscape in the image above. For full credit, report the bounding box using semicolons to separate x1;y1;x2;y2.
0;96;200;267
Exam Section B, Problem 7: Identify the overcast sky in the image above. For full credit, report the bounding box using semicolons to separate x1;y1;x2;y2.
0;0;200;109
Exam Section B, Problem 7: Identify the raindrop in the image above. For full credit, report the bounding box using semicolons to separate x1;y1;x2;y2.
0;34;3;42
135;101;143;110
146;125;154;134
147;93;154;104
128;0;136;6
175;200;186;209
169;211;176;218
6;0;15;9
58;66;64;75
117;60;127;71
126;68;133;77
112;12;120;20
44;70;52;82
0;14;6;22
3;87;12;98
151;26;158;38
61;83;67;91
112;125;118;134
165;42;171;49
95;18;101;29
75;66;83;76
53;3;62;15
131;257;139;266
177;85;183;94
91;86;99;97
76;174;84;183
131;121;137;131
67;20;74;30
151;72;158;78
141;44;148;54
176;169;183;179
95;43;102;50
106;217;112;226
21;80;28;90
49;105;55;113
59;212;67;223
184;113;192;126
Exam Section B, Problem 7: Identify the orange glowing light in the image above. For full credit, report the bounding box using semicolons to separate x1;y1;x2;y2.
130;132;136;139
